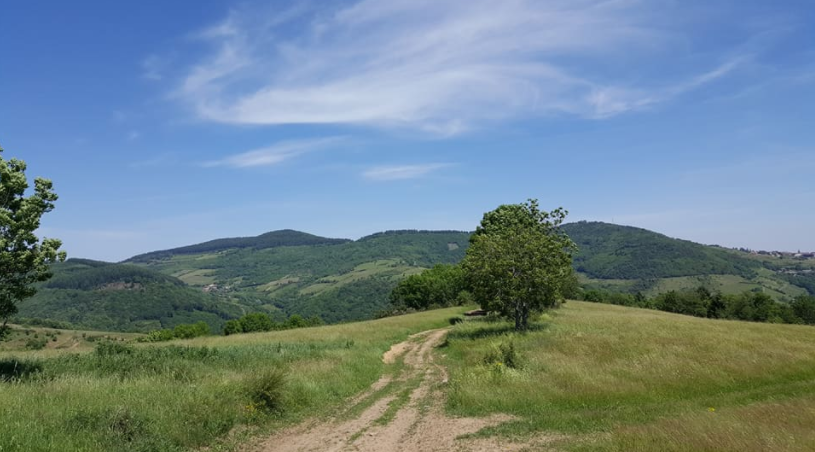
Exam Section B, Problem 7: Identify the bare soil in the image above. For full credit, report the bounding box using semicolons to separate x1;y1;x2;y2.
244;329;560;452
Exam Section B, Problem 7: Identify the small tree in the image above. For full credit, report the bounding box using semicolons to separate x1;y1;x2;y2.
462;200;576;331
0;145;66;328
223;319;243;335
239;312;274;332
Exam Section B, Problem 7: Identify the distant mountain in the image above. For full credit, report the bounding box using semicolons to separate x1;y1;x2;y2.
129;229;472;324
19;224;813;333
18;259;242;332
561;221;761;279
126;229;351;263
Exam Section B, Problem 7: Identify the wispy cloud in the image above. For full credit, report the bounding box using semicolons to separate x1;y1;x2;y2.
142;55;164;81
173;0;745;134
202;137;344;168
587;58;745;118
363;163;451;181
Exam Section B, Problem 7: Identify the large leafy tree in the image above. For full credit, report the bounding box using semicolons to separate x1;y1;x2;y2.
462;199;576;331
0;144;66;327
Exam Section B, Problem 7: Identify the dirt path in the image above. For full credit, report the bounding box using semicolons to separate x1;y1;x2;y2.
245;329;555;452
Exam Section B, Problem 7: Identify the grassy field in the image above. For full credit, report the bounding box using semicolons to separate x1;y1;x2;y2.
0;325;140;354
443;301;815;451
0;307;463;452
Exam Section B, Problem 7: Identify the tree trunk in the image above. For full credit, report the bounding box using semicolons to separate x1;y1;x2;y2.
514;300;522;331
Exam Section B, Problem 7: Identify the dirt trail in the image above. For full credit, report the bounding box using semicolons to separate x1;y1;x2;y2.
246;329;556;452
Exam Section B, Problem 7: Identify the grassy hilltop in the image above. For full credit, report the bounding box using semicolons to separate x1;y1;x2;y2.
2;302;815;451
445;301;815;451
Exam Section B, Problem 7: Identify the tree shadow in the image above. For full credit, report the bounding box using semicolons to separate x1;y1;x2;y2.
445;321;551;342
0;359;43;382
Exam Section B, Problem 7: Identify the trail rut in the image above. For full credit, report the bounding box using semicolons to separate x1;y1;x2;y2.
245;329;553;452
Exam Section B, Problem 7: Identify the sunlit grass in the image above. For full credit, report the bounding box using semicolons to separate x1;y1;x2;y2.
0;307;463;452
443;301;815;450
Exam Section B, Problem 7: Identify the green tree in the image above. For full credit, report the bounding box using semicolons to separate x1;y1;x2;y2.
223;319;243;335
0;145;66;327
389;264;466;310
792;295;815;325
462;200;576;331
239;312;274;333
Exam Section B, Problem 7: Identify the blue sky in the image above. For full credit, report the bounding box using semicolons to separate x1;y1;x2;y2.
1;0;814;261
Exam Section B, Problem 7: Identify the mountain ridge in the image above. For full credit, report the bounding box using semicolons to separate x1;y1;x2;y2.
15;222;815;333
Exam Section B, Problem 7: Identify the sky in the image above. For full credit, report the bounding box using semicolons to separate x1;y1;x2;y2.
1;0;814;262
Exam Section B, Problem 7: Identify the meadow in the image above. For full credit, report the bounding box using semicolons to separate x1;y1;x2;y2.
443;301;815;451
0;307;462;452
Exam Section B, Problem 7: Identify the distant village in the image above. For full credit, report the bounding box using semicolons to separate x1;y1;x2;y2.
740;249;815;259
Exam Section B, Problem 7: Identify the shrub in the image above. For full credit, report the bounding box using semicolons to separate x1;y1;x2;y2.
173;321;210;339
239;313;274;333
223;319;243;336
483;340;521;369
246;369;286;414
448;316;464;325
25;337;47;350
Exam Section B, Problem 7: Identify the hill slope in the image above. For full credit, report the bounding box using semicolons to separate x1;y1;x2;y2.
131;230;471;324
126;229;350;262
19;224;812;333
561;221;761;279
17;259;242;332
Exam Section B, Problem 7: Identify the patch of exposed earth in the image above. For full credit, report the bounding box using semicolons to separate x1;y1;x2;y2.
244;329;562;452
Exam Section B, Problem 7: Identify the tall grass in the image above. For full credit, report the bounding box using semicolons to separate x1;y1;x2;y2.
0;307;462;452
443;301;815;451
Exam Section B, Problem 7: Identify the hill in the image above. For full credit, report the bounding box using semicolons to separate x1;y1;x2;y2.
444;301;815;451
3;303;815;451
562;221;811;300
561;221;761;279
126;229;351;262
130;230;471;324
16;259;242;332
17;224;813;333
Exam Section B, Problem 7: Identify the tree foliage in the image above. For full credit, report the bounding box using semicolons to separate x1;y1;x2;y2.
0;145;65;326
389;264;467;310
580;287;815;326
463;200;576;331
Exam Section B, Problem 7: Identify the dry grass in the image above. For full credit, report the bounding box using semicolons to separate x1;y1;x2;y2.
443;301;815;451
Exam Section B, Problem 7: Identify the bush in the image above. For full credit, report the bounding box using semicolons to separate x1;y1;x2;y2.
173;321;210;339
223;319;243;336
483;340;521;369
246;369;286;414
448;316;464;325
239;313;274;333
25;337;47;350
138;329;175;343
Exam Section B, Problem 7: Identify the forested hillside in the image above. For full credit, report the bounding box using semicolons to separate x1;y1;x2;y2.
17;260;241;332
132;230;471;324
561;221;761;279
17;225;813;333
127;229;350;262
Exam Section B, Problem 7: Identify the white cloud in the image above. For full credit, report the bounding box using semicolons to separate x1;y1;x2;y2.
586;59;743;118
202;137;344;168
363;163;450;181
142;55;164;81
173;0;743;134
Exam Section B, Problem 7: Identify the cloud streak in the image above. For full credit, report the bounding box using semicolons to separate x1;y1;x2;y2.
363;163;451;181
174;0;744;134
202;137;344;168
